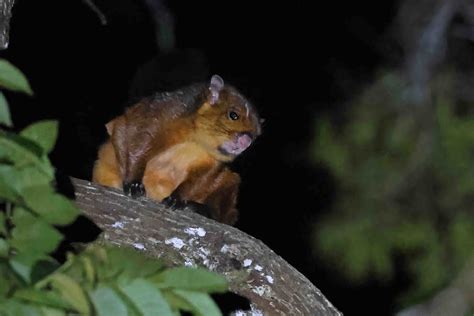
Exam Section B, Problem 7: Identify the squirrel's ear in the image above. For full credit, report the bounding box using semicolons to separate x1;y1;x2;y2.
209;74;224;105
105;120;115;135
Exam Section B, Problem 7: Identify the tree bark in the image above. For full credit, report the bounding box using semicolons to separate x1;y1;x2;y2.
71;177;341;316
0;0;15;49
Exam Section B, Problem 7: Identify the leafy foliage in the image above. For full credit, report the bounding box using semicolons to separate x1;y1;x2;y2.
312;71;474;306
0;59;227;315
0;59;33;95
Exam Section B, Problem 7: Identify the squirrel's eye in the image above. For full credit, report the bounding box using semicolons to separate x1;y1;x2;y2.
228;111;239;120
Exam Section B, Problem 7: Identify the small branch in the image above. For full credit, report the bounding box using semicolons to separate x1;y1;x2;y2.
396;0;463;105
82;0;107;25
71;177;341;315
0;0;16;49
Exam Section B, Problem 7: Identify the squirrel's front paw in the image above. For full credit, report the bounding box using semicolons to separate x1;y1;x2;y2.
123;181;146;198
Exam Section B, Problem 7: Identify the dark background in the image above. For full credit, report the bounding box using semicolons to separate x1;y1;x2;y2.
2;0;401;314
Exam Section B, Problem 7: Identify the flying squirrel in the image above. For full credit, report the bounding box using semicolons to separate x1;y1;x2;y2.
92;75;262;225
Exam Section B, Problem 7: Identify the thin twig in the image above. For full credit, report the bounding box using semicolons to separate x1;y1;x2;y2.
82;0;107;26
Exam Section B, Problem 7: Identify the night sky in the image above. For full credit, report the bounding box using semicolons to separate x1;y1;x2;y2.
2;0;400;314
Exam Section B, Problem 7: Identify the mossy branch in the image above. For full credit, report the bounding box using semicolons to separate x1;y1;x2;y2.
71;177;341;316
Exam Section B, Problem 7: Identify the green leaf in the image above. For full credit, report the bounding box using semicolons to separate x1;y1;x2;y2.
0;299;43;316
172;290;221;316
118;279;173;316
46;273;91;314
10;207;63;255
15;165;53;191
0;59;33;95
30;259;60;285
0;211;6;235
156;267;227;293
9;251;47;283
20;121;58;154
89;286;128;316
0;133;52;178
94;246;163;281
8;253;57;285
0;164;54;204
0;165;21;202
0;163;55;205
39;306;66;316
13;289;72;310
0;262;22;296
0;238;8;258
80;256;96;285
161;291;193;313
0;269;12;296
0;91;12;127
22;185;80;226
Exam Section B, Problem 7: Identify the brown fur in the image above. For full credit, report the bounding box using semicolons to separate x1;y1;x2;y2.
92;76;260;225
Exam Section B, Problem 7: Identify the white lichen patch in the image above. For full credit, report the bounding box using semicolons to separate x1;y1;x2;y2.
220;244;230;253
252;310;264;316
254;264;263;271
233;307;264;316
184;259;195;267
197;246;216;269
147;237;159;243
265;275;274;284
132;243;145;250
184;227;206;237
199;247;210;256
250;304;264;316
252;285;267;296
219;243;240;255
165;237;185;249
243;259;253;267
111;221;125;229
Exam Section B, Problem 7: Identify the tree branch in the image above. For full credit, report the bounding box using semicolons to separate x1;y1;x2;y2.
71;177;341;315
396;0;464;105
0;0;15;49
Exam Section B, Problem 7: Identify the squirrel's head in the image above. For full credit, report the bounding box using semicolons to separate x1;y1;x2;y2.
194;75;262;162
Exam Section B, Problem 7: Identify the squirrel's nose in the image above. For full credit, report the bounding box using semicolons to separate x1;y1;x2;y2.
237;133;252;149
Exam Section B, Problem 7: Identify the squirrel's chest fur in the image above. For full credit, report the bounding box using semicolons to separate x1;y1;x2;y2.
142;142;217;201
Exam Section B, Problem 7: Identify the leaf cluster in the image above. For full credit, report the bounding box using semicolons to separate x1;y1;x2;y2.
312;71;474;305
